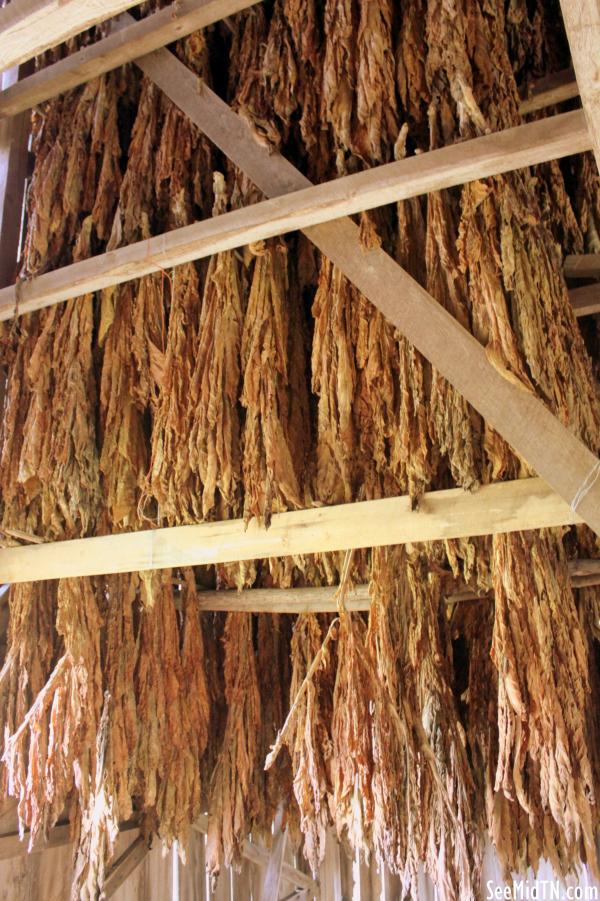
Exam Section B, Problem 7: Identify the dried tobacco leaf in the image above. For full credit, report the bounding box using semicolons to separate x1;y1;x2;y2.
207;613;260;874
492;530;598;875
241;240;307;524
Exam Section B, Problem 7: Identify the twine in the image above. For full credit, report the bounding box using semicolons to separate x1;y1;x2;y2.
9;280;22;339
571;460;600;513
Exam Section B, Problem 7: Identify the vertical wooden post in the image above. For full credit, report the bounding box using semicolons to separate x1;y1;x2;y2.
180;830;207;901
352;852;371;901
319;830;342;901
0;65;30;289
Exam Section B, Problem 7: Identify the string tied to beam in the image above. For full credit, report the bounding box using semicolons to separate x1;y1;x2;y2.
571;460;600;513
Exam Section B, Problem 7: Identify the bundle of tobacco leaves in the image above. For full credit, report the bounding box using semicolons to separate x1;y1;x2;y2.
492;530;597;875
0;69;123;901
206;612;260;874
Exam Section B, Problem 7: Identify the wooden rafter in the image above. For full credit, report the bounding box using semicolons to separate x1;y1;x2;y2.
134;44;600;537
0;0;147;72
0;0;260;120
0;108;590;321
0;479;581;584
559;1;600;172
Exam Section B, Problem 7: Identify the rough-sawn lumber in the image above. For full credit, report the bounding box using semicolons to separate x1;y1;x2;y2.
0;0;260;119
559;0;600;173
0;479;582;584
0;110;590;320
0;0;145;72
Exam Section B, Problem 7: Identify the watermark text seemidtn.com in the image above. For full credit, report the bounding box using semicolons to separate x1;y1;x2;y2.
486;880;598;901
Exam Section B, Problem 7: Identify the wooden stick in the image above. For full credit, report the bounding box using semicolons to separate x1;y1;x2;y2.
564;254;600;279
195;584;369;614
0;0;260;119
520;67;579;115
0;0;149;72
559;1;600;173
569;282;600;317
192;558;600;612
0;526;45;545
0;109;590;322
0;478;582;584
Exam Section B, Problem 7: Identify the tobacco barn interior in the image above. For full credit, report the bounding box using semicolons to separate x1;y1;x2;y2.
0;0;599;899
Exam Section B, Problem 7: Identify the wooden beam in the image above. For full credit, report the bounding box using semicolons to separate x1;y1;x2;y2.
0;820;139;859
559;1;600;173
103;834;149;899
564;254;600;279
569;282;600;317
0;479;582;584
0;0;147;72
0;65;30;288
319;830;343;901
0;823;71;860
0;108;591;321
190;558;600;612
0;19;576;124
135;46;600;536
520;67;579;115
0;0;260;120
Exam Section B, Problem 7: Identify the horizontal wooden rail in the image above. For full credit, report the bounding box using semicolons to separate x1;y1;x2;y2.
0;479;581;584
0;820;139;860
0;824;72;860
520;67;579;115
564;253;600;279
0;36;579;123
570;282;600;317
0;109;590;322
0;0;145;72
0;0;260;119
190;558;600;612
